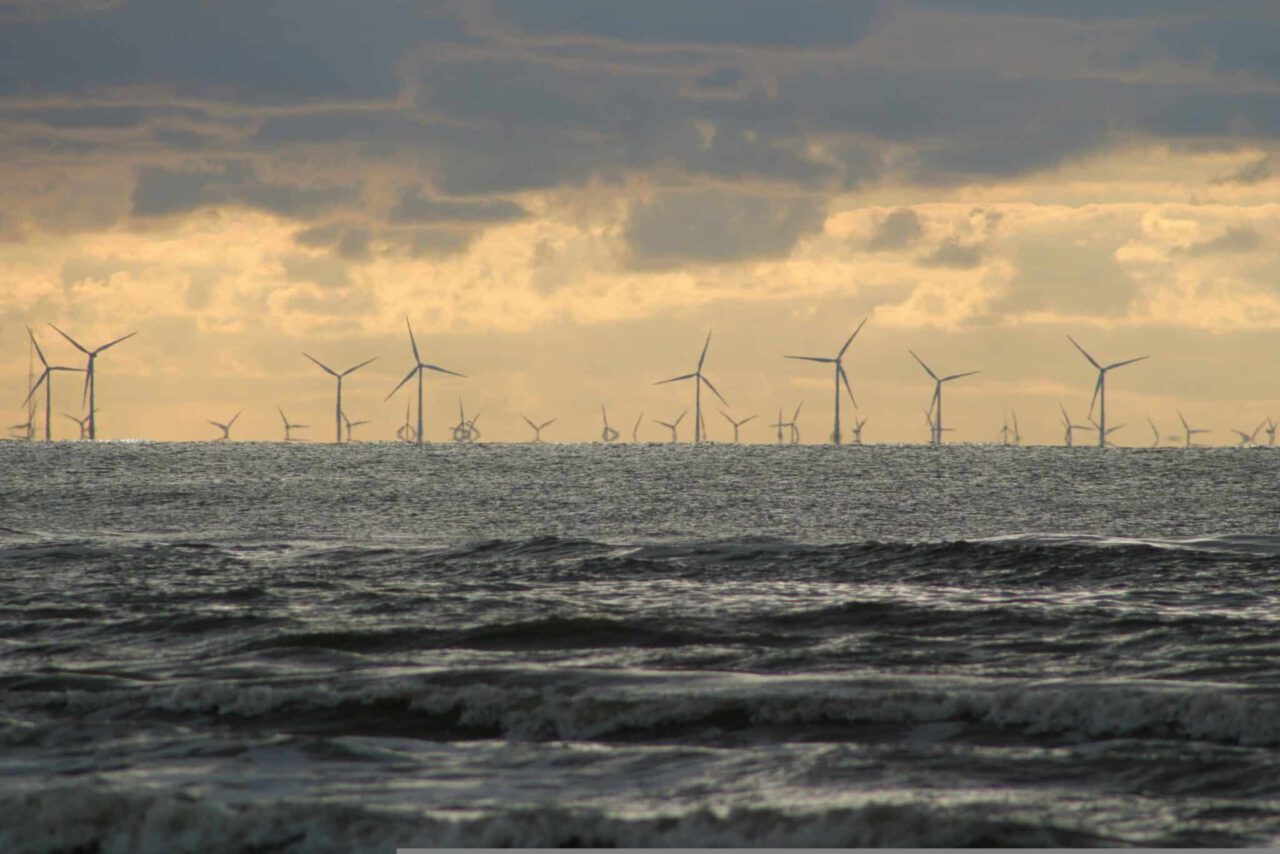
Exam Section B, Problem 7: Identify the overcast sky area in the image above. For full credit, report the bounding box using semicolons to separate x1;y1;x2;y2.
3;0;1280;443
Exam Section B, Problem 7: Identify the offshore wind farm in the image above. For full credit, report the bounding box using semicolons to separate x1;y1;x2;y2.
6;2;1280;851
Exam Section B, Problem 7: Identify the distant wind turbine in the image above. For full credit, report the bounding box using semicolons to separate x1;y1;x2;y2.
1090;417;1125;448
522;415;556;442
1059;403;1093;446
277;405;308;441
925;409;956;444
600;405;620;442
63;411;93;440
1265;417;1278;447
1068;336;1147;449
654;410;686;443
303;353;376;444
910;350;978;445
719;410;756;443
656;330;726;443
771;407;786;444
1177;410;1209;448
784;317;866;445
1146;416;1161;448
452;399;481;443
787;401;804;444
341;410;369;442
1230;419;1265;446
850;416;867;445
396;401;415;443
49;324;136;440
208;411;241;441
24;325;83;441
386;318;464;446
632;411;644;443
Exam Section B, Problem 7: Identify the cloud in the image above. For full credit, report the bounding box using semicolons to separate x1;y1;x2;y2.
623;190;826;268
389;190;526;226
1216;155;1273;185
919;240;982;269
132;161;355;219
1178;225;1264;257
867;209;923;251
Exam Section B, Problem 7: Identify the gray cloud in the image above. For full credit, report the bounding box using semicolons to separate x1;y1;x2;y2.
867;209;923;251
132;161;355;219
1179;225;1264;257
390;190;526;225
624;190;826;268
919;240;982;269
1216;156;1273;185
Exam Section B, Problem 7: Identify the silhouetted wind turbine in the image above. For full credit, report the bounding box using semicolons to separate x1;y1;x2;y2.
771;407;786;444
925;409;956;444
1010;410;1021;445
787;401;804;444
1068;336;1147;449
277;405;308;441
1177;411;1209;448
341;411;369;442
656;331;726;443
910;350;978;445
600;405;619;442
719;410;756;443
632;411;644;443
654;410;686;443
784;318;866;444
208;411;241;441
1146;416;1161;448
452;399;481;442
396;401;415;443
1230;419;1265;446
523;415;556;442
1265;417;1278;447
24;326;83;441
851;416;867;445
63;411;92;440
303;353;376;443
48;324;136;440
386;318;464;446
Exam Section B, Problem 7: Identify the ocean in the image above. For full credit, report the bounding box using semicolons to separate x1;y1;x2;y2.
2;441;1279;850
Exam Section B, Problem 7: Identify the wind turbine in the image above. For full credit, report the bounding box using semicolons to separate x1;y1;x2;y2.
787;401;804;444
13;335;35;440
654;410;686;443
1010;410;1021;445
1177;411;1209;448
208;411;241;441
600;405;620;442
48;324;136;440
63;411;93;440
719;410;756;443
1230;419;1265;447
632;412;644;443
851;416;867;445
999;415;1011;446
24;326;84;441
1090;417;1126;448
341;411;369;442
522;415;556;442
910;350;978;445
396;401;415;443
925;409;957;444
277;406;308;441
784;318;866;444
452;399;481;443
386;318;464;446
656;330;726;443
1265;417;1278;447
1067;336;1147;449
1146;416;1161;448
303;353;376;444
771;407;786;444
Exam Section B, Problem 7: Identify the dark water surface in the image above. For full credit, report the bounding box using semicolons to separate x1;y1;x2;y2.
2;442;1279;849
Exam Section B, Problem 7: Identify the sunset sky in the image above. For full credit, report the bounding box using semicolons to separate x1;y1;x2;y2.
3;0;1280;443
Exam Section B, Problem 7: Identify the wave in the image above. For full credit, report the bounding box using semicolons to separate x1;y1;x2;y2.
24;670;1280;747
0;784;1129;852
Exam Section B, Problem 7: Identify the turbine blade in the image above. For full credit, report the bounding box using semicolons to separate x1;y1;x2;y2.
838;316;868;357
1088;375;1102;417
425;363;465;377
697;330;712;370
82;368;91;406
655;373;696;385
720;410;734;425
839;363;857;408
26;326;47;368
49;323;90;355
405;317;420;362
941;370;980;382
523;416;536;430
22;371;48;406
1105;355;1148;371
674;410;687;426
908;349;938;380
1178;410;1190;431
386;366;418;401
1067;335;1101;369
229;411;241;427
700;374;728;405
303;353;338;377
542;419;556;429
741;415;757;425
278;406;288;426
93;330;137;354
792;401;804;420
784;355;834;363
340;356;377;376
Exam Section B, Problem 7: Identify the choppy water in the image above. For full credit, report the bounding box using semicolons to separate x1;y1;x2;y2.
2;441;1279;849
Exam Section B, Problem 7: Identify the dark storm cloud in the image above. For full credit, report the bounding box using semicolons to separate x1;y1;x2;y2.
623;191;826;268
867;209;923;251
132;161;355;218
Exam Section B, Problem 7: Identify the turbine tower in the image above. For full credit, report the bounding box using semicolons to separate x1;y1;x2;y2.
1068;336;1147;449
303;353;376;444
654;410;686;443
1177;411;1209;448
208;411;241;441
278;405;308;441
522;415;556;442
771;407;786;444
600;406;620;442
784;317;866;445
719;410;756;443
24;326;83;441
910;350;979;445
386;318;464;446
1090;417;1126;448
49;324;136;440
656;330;726;443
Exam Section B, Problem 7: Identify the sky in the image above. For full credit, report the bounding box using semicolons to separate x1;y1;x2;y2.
3;0;1280;444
